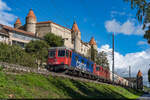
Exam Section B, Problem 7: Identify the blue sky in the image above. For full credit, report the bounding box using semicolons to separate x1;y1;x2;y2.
1;0;150;86
3;0;149;55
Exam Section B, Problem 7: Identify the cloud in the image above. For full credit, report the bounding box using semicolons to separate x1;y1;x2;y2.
105;19;145;35
110;11;126;18
137;41;148;45
98;44;150;86
0;0;17;26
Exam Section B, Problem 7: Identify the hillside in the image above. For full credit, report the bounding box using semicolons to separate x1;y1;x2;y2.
0;70;143;99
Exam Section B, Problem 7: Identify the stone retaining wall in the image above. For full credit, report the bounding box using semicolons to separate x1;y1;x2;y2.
0;62;50;75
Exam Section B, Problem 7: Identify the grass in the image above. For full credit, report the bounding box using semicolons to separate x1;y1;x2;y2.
0;70;144;99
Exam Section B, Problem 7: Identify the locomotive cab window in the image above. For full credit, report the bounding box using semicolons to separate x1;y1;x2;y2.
58;50;65;57
66;50;69;57
49;51;56;58
96;67;100;71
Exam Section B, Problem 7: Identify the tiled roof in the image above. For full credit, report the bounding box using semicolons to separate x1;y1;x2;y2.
137;70;142;77
0;24;35;37
15;18;21;24
72;21;80;32
37;21;71;31
89;37;96;45
26;9;36;19
0;28;9;36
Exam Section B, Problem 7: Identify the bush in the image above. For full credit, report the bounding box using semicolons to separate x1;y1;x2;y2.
44;32;64;47
25;40;50;65
0;43;37;67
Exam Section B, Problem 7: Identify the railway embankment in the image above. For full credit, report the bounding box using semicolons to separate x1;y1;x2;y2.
0;66;144;99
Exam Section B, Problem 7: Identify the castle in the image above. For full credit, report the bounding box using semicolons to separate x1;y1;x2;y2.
13;9;98;57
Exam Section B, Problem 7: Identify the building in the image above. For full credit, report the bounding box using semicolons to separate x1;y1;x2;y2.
124;70;143;89
12;9;98;57
136;70;143;89
0;23;39;48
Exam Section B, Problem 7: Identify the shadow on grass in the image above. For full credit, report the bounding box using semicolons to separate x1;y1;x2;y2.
69;79;128;99
46;75;142;99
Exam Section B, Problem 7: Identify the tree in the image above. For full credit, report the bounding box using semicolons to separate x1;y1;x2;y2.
148;68;150;85
44;32;64;47
124;0;150;43
96;51;110;70
25;40;50;66
0;43;37;67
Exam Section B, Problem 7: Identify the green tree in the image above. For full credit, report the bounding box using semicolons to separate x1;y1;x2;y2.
96;51;109;70
124;0;150;43
25;40;50;66
44;32;64;47
0;43;37;67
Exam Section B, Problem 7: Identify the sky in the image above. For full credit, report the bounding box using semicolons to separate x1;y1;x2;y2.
1;0;150;86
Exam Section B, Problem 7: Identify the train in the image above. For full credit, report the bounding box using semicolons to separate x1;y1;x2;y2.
46;47;137;88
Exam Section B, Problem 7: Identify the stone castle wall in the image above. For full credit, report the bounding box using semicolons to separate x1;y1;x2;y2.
36;23;51;37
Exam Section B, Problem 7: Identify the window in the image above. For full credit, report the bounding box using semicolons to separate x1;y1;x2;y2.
66;50;69;57
49;51;56;58
12;40;25;48
58;50;65;57
96;67;100;71
91;64;94;68
81;59;84;63
69;52;72;58
87;62;89;68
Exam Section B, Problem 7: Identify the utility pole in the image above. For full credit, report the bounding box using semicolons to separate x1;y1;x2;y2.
129;66;131;78
112;33;114;84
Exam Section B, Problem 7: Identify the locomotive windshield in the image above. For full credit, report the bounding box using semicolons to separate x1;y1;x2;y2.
58;50;65;57
49;50;56;58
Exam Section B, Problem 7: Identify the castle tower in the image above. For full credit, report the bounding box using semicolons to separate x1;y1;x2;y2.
89;37;97;50
71;21;81;53
14;18;22;28
89;37;97;61
26;9;37;34
136;70;143;89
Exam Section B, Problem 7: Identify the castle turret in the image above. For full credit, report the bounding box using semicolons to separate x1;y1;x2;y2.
89;37;97;61
136;70;143;89
14;18;22;28
89;37;97;50
71;21;81;53
26;9;36;34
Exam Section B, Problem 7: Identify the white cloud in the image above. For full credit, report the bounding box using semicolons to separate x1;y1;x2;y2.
110;11;126;18
105;19;145;35
0;0;17;26
137;41;148;45
98;44;150;86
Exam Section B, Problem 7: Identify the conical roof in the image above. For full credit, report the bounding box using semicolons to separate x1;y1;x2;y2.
26;9;36;19
72;21;80;32
15;18;21;24
137;70;142;77
89;37;96;45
